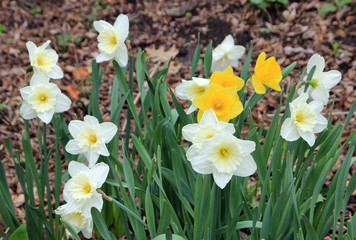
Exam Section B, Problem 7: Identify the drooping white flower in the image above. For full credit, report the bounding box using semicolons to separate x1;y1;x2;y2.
187;133;256;189
55;204;93;239
62;161;109;218
26;40;63;80
93;14;129;67
175;77;210;114
211;34;245;72
65;115;117;167
297;54;342;105
19;75;71;124
281;93;327;146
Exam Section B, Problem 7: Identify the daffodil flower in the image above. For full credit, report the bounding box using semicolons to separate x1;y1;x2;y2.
251;52;282;94
210;65;244;90
94;14;129;67
211;34;245;72
281;93;327;146
175;77;210;114
26;40;63;80
187;133;256;189
182;109;235;156
55;204;93;239
193;84;243;122
65;115;117;167
62;161;109;218
297;54;342;105
19;75;71;124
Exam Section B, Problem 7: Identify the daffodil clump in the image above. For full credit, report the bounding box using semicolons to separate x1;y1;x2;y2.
3;12;355;240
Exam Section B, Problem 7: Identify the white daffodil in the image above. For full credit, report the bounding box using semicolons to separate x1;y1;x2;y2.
211;34;245;72
175;77;210;114
182;109;235;149
93;14;129;67
62;161;109;218
55;204;93;239
281;93;327;146
65;115;117;167
19;75;71;124
26;40;63;80
297;54;342;105
187;133;256;189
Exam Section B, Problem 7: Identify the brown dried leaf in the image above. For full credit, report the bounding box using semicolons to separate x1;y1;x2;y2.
145;45;179;63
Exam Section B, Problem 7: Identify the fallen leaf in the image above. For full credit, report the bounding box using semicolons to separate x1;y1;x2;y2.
145;45;179;63
64;85;80;100
73;68;90;78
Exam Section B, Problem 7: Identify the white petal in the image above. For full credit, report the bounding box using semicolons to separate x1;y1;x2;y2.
95;142;109;156
313;114;328;133
307;54;325;76
298;130;315;146
212;170;232;189
26;41;37;57
68;120;85;138
227;45;245;60
82;225;93;239
64;197;83;215
68;161;89;178
100;122;118;143
91;163;110;187
235;139;256;155
233;155;257;177
20;102;37;120
65;139;86;154
175;80;189;100
220;35;234;50
93;20;112;32
82;194;103;218
226;58;238;69
308;100;324;113
211;59;223;72
30;72;50;85
310;85;329;105
200;109;218;126
281;118;300;142
189;150;214;174
114;14;129;39
84;115;99;126
186;104;197;114
20;86;32;100
63;179;72;202
85;150;100;168
217;122;236;135
182;124;200;142
96;52;115;63
40;40;51;49
55;93;71;113
48;65;64;79
293;93;309;105
186;144;200;161
38;110;55;124
319;70;342;89
192;77;210;86
115;45;128;67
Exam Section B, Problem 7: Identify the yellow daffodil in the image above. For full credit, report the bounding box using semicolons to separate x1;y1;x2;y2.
251;52;282;94
210;66;244;91
193;84;243;122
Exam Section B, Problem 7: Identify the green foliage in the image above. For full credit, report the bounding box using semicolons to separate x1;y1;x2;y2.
30;7;41;14
56;33;72;51
319;0;352;16
0;24;4;34
249;0;288;9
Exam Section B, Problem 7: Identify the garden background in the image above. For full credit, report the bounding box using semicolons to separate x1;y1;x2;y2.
0;0;355;238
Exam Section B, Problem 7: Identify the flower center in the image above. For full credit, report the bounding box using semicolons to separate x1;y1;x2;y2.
34;50;54;73
214;103;223;110
295;112;306;125
66;211;87;228
98;29;119;55
38;94;48;103
69;173;94;200
293;104;317;132
29;85;56;113
88;134;97;145
219;148;229;158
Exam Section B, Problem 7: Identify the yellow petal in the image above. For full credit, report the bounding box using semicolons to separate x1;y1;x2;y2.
210;66;245;91
252;74;266;94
